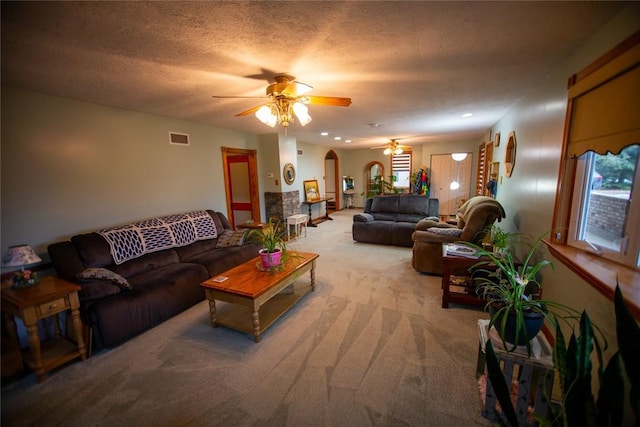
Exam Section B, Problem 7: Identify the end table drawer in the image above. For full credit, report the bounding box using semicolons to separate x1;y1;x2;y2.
37;297;68;317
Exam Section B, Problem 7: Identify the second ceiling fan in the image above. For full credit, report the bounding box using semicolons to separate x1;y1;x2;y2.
213;74;352;131
370;139;410;155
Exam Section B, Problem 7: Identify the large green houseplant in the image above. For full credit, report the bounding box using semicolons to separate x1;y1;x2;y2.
471;232;578;354
485;284;640;427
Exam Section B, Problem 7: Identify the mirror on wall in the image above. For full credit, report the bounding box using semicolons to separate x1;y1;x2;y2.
505;131;517;177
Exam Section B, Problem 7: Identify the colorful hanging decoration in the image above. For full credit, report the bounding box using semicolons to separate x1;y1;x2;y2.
414;166;430;196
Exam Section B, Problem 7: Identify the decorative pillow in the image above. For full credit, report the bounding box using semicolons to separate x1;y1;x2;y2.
76;267;132;290
427;227;463;237
77;280;121;301
216;230;247;248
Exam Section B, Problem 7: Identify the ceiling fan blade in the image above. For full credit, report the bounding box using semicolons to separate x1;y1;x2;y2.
282;81;312;97
303;96;352;107
235;104;266;117
212;95;268;99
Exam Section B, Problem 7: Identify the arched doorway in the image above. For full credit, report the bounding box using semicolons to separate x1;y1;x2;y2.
324;150;340;211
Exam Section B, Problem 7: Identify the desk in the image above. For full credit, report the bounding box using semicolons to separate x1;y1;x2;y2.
301;197;333;227
1;276;86;382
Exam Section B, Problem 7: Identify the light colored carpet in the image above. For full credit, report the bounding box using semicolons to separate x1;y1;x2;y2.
1;210;492;426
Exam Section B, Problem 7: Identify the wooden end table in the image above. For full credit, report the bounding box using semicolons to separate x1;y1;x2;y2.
441;244;521;309
1;276;86;382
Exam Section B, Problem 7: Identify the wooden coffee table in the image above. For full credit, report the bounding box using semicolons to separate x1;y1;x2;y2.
200;251;319;342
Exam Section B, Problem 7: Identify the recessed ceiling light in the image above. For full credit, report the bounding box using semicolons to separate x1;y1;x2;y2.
334;136;342;140
321;132;329;136
345;139;352;143
461;113;473;118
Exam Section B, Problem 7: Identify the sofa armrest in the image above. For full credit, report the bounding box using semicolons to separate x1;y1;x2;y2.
412;229;461;244
353;213;374;223
415;219;457;231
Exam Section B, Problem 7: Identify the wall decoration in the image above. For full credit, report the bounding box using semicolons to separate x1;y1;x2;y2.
283;163;296;184
303;179;320;202
505;131;517;177
494;132;501;147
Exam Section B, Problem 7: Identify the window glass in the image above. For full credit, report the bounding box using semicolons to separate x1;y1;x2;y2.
569;145;639;267
391;152;412;190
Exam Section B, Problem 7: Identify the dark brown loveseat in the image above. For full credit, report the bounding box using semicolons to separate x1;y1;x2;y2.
48;210;260;351
352;195;439;247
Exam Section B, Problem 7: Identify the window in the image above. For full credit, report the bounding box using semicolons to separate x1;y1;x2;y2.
391;151;412;191
568;146;640;268
550;30;640;313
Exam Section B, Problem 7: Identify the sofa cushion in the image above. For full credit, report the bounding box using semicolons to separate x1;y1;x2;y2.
110;249;180;278
371;196;399;214
398;195;431;216
88;262;209;349
76;267;132;290
216;229;248;248
71;233;114;267
174;238;218;261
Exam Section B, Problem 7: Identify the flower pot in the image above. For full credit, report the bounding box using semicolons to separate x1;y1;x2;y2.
259;248;282;269
490;305;545;347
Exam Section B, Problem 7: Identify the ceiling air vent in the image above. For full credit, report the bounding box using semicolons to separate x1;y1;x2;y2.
169;132;190;146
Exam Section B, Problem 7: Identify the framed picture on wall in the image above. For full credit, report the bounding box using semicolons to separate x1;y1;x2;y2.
303;179;320;202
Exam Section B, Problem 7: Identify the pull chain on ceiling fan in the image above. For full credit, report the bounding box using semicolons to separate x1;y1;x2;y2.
212;74;352;133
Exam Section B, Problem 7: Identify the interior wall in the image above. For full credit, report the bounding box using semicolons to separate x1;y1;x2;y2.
489;5;640;365
0;87;260;257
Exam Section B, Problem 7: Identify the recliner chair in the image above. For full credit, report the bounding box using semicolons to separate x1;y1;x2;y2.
411;196;506;275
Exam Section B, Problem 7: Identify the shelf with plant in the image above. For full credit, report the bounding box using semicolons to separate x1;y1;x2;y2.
470;232;581;355
484;283;640;427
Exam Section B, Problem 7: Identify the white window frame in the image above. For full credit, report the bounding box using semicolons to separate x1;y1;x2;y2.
391;151;412;191
568;149;640;268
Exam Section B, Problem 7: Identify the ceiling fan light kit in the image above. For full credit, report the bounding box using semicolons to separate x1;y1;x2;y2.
214;74;350;132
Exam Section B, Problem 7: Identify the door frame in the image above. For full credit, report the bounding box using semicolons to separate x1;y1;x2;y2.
222;147;260;228
324;149;341;210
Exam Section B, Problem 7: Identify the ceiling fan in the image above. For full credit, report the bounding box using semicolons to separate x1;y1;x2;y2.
212;74;351;132
370;139;411;155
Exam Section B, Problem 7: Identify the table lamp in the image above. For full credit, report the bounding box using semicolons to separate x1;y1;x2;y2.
2;244;42;288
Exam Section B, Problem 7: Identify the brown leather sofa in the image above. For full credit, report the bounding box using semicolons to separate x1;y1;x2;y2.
411;196;505;275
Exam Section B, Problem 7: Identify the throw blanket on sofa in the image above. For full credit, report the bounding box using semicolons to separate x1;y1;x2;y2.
99;210;218;264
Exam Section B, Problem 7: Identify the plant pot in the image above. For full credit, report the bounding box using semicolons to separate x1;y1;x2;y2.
259;248;282;269
489;304;545;347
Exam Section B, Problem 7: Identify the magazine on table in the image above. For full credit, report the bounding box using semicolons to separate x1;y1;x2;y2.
445;243;481;259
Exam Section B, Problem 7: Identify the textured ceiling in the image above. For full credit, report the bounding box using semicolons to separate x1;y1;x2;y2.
0;1;627;149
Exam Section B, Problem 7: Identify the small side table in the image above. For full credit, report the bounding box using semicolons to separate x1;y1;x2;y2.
286;214;308;240
441;244;521;309
1;276;86;382
441;244;486;309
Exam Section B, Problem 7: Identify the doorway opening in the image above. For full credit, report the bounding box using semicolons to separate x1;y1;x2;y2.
324;150;340;212
222;147;260;228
